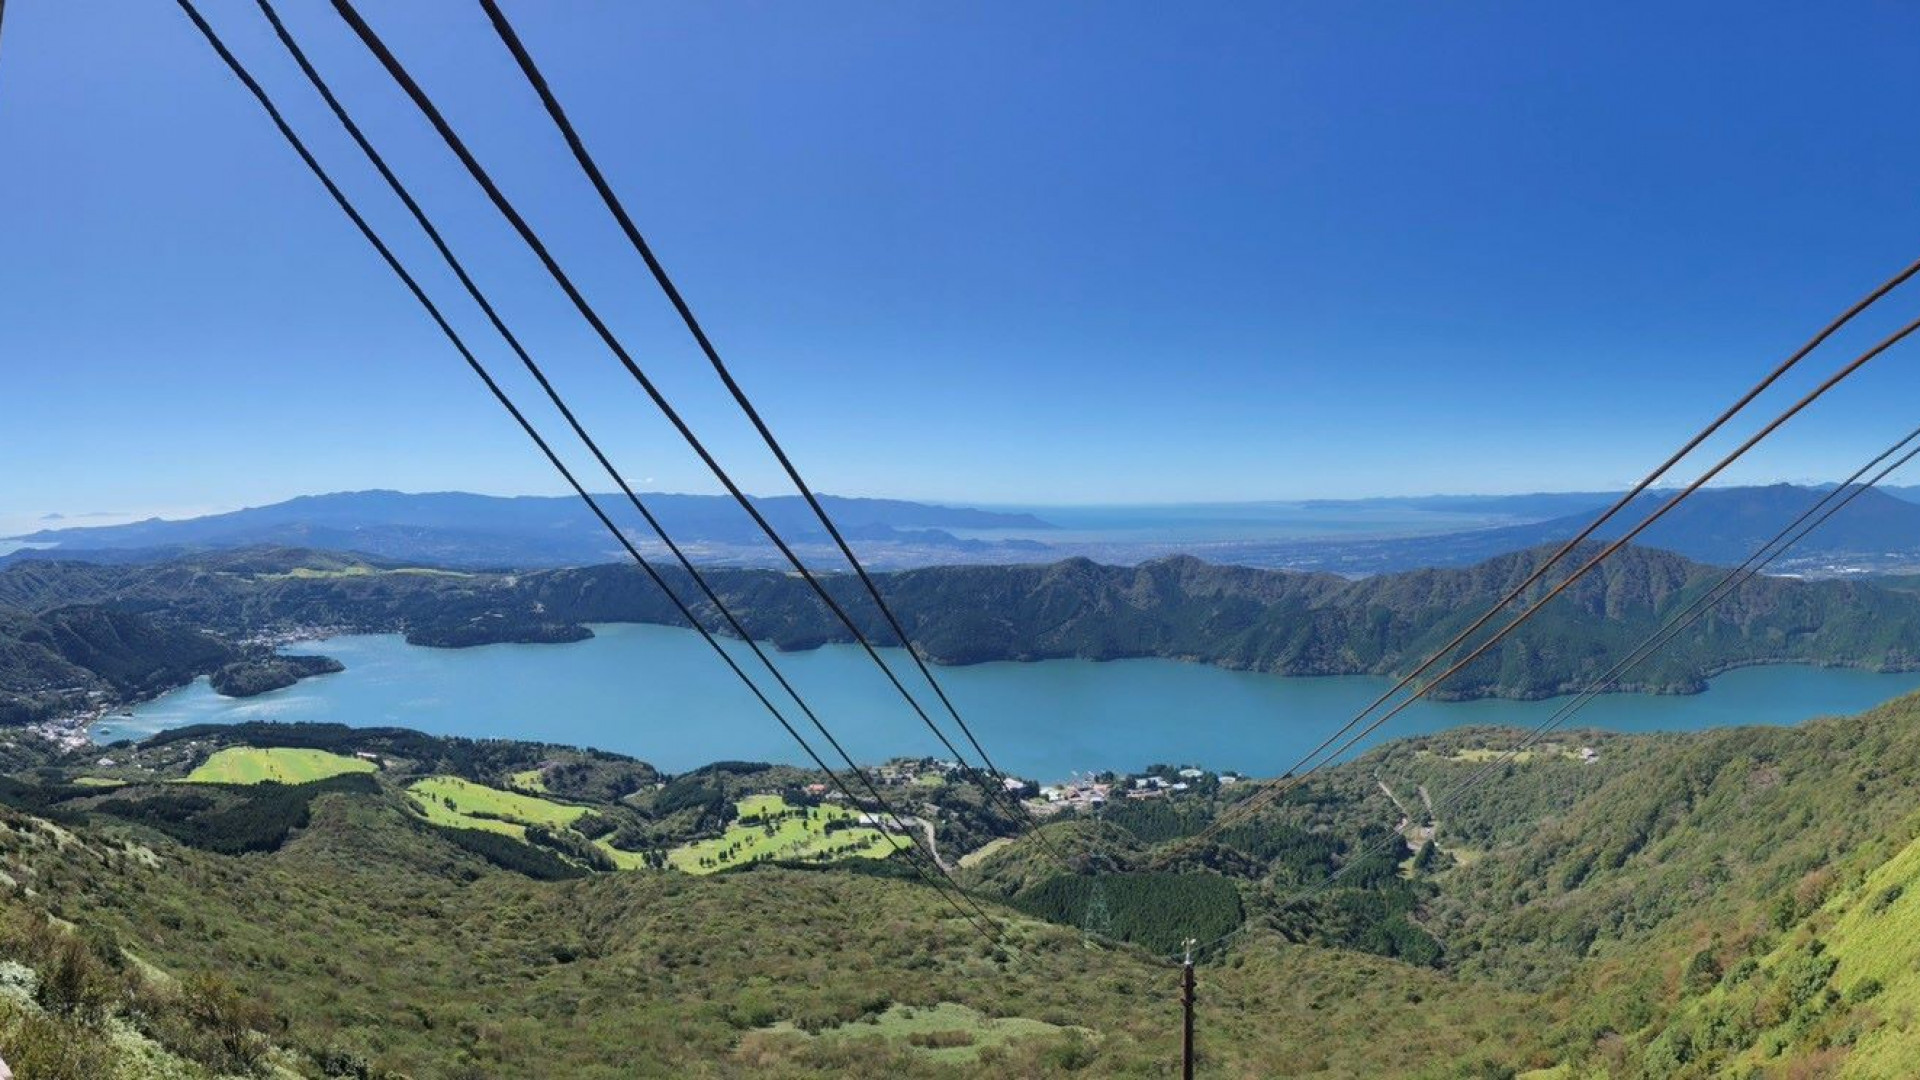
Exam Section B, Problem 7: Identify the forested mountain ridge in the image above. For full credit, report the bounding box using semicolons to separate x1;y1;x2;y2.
5;541;1920;724
15;483;1920;576
0;606;233;724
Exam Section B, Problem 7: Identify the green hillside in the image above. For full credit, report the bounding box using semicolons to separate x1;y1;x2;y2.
12;693;1920;1074
0;767;1549;1077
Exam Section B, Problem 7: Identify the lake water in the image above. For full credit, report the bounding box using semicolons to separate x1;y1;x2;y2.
98;624;1920;779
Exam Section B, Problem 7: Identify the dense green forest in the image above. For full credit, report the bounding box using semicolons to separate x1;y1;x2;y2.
8;540;1920;724
1012;872;1243;955
0;604;233;723
206;653;345;698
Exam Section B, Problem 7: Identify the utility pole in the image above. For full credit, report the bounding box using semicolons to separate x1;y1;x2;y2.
1181;938;1197;1079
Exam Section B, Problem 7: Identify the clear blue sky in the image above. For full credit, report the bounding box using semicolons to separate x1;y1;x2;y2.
5;1;1920;534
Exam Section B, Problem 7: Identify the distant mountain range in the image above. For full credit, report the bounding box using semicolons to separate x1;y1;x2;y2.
6;490;1055;569
9;483;1920;576
1253;483;1920;576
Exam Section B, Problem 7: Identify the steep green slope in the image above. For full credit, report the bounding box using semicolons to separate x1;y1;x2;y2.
1375;692;1920;1076
0;785;1553;1077
962;689;1920;1076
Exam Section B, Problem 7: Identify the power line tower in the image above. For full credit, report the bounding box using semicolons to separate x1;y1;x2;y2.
1181;938;1197;1079
1082;880;1114;939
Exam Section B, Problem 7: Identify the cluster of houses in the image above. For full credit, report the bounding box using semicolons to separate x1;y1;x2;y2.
796;760;1245;816
797;756;969;801
853;812;925;833
1036;776;1112;811
1035;766;1243;809
1125;771;1195;799
873;758;963;786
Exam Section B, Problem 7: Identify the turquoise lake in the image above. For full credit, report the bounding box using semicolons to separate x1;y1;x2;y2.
96;623;1920;779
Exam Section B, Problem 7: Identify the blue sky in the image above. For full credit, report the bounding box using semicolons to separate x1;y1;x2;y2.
5;1;1920;533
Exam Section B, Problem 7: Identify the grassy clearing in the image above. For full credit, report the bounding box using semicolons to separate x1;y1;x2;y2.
668;794;891;874
755;1001;1087;1065
72;777;127;788
410;796;523;837
405;776;587;839
183;747;376;785
593;839;652;870
1446;846;1488;867
509;768;547;792
1809;831;1920;1072
958;836;1014;870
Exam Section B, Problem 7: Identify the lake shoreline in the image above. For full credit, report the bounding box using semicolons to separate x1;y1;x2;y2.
385;617;1920;704
96;625;1920;778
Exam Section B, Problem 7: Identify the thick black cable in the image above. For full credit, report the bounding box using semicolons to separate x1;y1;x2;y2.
1184;311;1920;853
245;0;997;927
326;0;1060;864
1421;435;1920;835
177;0;1004;945
1200;257;1920;814
1171;431;1920;962
473;0;1026;810
1311;438;1920;910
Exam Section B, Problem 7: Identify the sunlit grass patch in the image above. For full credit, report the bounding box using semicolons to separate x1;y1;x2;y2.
182;747;375;785
667;794;891;874
405;775;587;839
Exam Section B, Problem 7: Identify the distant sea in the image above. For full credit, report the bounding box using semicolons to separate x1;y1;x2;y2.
99;624;1920;780
952;502;1527;545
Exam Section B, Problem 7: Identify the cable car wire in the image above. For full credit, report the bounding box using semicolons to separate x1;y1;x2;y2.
177;0;1007;946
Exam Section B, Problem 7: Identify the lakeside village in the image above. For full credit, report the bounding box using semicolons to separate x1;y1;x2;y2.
796;756;1245;820
24;688;116;752
19;624;364;753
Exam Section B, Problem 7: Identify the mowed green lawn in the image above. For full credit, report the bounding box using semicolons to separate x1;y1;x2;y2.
183;747;376;785
668;794;892;874
406;776;588;839
407;777;657;870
